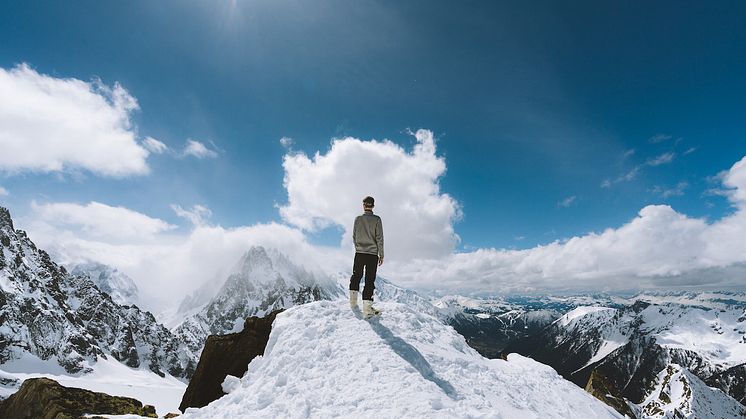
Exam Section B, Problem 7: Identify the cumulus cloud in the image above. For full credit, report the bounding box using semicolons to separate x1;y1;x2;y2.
279;129;461;261
143;136;169;154
279;136;294;149
182;139;218;159
0;63;150;177
393;155;746;293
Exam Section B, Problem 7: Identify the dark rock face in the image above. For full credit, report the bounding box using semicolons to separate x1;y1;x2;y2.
179;310;282;413
0;377;157;419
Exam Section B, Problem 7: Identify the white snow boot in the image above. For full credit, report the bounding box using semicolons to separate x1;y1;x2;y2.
349;290;359;308
363;300;381;318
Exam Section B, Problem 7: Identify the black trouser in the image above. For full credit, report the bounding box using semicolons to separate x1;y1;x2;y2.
349;252;378;301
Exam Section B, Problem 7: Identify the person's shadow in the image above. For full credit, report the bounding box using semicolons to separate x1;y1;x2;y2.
352;307;460;400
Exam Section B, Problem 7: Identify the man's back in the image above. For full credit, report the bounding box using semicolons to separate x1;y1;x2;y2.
353;211;384;258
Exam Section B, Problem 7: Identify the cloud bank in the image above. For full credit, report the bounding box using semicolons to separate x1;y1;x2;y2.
395;156;746;293
0;64;150;177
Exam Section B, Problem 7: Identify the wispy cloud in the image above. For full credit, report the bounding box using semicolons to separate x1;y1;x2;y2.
623;149;636;159
182;139;218;159
143;136;169;154
684;147;697;155
171;204;212;227
649;133;672;143
0;186;8;196
557;195;576;208
652;181;688;198
646;152;676;166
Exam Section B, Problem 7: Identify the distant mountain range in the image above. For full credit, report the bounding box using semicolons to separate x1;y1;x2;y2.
440;291;746;417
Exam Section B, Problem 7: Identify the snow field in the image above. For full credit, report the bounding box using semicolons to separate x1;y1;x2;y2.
183;300;621;419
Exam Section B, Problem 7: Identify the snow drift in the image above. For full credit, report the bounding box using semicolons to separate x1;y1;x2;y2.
182;300;621;418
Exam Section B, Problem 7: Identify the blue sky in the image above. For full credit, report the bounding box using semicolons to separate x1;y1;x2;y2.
2;1;746;301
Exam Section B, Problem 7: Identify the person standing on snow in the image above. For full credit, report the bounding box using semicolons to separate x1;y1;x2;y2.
349;196;384;318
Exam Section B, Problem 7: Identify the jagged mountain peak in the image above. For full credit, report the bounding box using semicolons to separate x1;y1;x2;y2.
69;261;140;306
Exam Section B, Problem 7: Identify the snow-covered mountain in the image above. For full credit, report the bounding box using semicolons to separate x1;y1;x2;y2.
0;207;195;382
69;261;139;306
504;295;746;416
637;364;745;418
172;246;344;358
180;300;622;418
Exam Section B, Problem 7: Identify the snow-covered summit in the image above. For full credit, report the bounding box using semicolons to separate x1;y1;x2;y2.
172;246;343;359
182;300;621;418
69;261;139;306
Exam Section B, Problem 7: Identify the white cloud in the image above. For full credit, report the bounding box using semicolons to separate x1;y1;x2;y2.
0;63;150;177
0;186;7;196
684;147;697;155
557;196;576;208
182;139;218;159
28;201;176;242
279;129;461;261
280;136;294;149
143;136;169;154
171;204;212;226
393;155;746;293
646;152;676;166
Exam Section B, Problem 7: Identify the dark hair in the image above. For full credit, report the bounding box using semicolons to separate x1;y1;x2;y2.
363;196;375;208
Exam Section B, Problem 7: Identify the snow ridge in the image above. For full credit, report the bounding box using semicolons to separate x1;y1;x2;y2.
182;301;621;419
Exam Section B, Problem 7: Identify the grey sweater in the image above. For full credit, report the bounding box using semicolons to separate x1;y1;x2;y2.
352;210;384;258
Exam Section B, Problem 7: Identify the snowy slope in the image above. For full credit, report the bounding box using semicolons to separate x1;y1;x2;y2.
637;364;746;418
182;300;622;418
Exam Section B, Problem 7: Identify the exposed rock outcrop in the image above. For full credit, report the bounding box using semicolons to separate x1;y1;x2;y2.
178;310;282;412
585;369;636;418
0;377;156;419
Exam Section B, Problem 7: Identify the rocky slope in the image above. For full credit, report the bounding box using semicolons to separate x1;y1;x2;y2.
0;207;195;380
